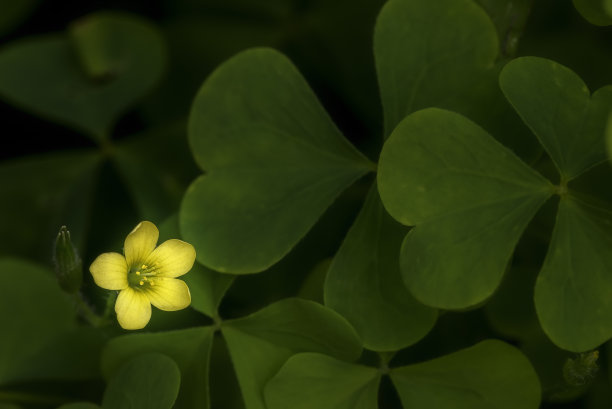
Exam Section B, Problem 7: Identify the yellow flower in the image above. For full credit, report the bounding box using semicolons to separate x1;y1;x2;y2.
89;221;195;330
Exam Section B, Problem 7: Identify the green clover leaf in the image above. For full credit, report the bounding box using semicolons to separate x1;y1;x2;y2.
324;184;437;351
378;108;553;309
265;340;541;409
180;47;374;274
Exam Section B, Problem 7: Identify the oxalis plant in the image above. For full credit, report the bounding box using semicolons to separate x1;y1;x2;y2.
0;0;611;408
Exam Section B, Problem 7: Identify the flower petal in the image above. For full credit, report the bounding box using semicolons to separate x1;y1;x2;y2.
89;252;128;290
115;287;152;330
145;239;196;278
146;278;191;311
124;221;159;267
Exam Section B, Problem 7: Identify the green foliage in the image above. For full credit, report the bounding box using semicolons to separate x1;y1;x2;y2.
102;353;180;409
102;328;214;409
1;0;612;408
378;108;552;309
324;185;437;351
180;48;373;274
500;57;612;180
265;353;380;409
573;0;612;25
0;12;165;141
0;258;82;384
222;298;362;409
390;340;541;408
374;0;498;136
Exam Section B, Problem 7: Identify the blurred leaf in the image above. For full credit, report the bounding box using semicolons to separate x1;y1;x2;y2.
374;0;498;136
102;326;214;409
18;327;106;381
325;184;436;351
390;340;541;409
180;48;373;274
0;0;38;37
264;353;380;409
607;113;612;160
0;12;165;141
0;258;82;385
535;198;612;351
112;122;198;221
141;16;283;125
222;298;362;409
0;150;99;262
298;258;330;304
377;108;552;309
102;353;180;409
475;0;534;57
57;404;101;409
573;0;612;25
158;215;234;318
163;0;296;21
500;57;612;180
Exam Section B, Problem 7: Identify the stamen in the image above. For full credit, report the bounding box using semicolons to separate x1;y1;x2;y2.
135;271;141;275
150;281;155;286
143;277;148;281
141;264;148;269
139;280;144;285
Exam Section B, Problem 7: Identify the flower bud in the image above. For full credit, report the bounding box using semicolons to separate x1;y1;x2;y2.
563;350;599;387
53;226;83;293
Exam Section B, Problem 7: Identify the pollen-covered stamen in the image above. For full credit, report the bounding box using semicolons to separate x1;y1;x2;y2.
128;262;160;288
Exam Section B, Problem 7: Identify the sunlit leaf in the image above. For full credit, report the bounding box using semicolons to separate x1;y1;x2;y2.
180;47;373;274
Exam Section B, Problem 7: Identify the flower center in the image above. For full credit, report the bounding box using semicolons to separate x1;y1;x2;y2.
127;263;159;289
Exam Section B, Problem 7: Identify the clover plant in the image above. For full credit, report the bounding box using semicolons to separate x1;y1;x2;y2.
0;0;611;408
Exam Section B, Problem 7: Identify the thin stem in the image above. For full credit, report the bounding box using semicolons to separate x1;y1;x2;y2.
74;293;102;327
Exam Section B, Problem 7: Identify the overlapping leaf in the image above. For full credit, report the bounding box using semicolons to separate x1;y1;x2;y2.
180;48;373;274
102;354;180;409
573;0;612;25
221;298;362;409
265;353;380;409
377;108;552;309
390;340;541;408
535;198;612;352
500;57;612;180
374;0;499;136
324;184;437;351
102;327;214;409
500;58;612;351
265;340;540;409
0;12;165;141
